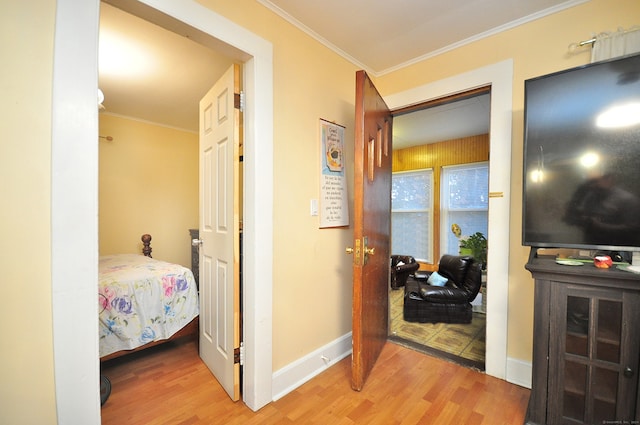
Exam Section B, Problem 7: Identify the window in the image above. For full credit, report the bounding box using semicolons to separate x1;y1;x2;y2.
391;169;433;263
440;162;489;255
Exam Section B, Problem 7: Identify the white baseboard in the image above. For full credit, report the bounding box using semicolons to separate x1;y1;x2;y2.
271;332;352;401
271;334;531;400
506;356;532;389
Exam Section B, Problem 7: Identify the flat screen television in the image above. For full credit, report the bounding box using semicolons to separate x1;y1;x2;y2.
522;52;640;254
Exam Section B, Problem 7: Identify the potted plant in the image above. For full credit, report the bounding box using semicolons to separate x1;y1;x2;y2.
459;231;487;268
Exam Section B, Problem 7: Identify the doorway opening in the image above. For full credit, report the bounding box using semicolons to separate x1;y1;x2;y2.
98;0;244;399
384;60;513;381
388;88;491;370
51;0;274;419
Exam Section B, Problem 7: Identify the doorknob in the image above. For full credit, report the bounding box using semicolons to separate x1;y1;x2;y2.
192;238;203;247
364;247;375;256
347;239;361;264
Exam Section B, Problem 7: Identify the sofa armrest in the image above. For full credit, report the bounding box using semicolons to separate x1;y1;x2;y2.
395;261;419;274
414;270;431;280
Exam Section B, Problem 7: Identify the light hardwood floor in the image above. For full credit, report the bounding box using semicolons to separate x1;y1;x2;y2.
101;338;529;424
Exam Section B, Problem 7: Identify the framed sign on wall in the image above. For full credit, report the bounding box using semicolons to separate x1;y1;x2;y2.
319;119;349;228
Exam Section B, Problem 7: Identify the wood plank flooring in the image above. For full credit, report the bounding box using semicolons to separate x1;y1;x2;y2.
100;338;529;424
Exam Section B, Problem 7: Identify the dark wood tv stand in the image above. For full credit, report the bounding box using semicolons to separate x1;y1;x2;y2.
525;254;640;425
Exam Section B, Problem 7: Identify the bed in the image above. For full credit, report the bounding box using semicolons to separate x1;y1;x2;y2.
99;234;199;360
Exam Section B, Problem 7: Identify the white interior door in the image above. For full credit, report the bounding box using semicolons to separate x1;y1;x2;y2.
199;64;241;401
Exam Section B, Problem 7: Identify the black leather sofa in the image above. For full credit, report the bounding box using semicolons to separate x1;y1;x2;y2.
403;255;482;324
390;255;420;290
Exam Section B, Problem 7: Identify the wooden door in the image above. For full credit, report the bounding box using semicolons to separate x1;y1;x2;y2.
351;70;393;390
199;64;241;401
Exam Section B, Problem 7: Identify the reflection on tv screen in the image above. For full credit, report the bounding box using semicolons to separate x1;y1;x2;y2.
523;53;640;251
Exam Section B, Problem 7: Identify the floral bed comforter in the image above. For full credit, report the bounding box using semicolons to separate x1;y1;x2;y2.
99;254;199;357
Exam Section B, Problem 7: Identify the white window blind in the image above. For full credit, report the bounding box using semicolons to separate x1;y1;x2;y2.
441;163;489;255
391;169;433;263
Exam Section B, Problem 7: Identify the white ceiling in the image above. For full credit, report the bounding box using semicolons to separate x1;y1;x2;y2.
393;94;491;148
98;0;585;145
258;0;586;75
99;3;234;132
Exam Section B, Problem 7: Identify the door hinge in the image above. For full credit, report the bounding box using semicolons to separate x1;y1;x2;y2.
234;342;244;365
234;91;245;112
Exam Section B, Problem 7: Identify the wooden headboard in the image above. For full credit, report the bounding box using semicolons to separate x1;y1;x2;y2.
141;234;152;257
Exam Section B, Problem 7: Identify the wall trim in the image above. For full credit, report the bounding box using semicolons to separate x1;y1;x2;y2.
270;332;532;399
272;333;353;401
507;357;532;389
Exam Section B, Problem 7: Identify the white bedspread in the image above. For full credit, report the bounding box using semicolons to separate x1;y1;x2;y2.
98;254;199;357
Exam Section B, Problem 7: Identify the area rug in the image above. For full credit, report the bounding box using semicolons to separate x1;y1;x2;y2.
389;286;486;370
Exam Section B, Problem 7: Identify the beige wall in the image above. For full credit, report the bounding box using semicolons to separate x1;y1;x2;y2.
378;0;640;361
0;1;58;424
99;114;198;267
202;0;640;368
3;0;639;422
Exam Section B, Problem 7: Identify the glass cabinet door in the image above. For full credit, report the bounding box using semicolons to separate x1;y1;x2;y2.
563;295;590;422
550;285;640;424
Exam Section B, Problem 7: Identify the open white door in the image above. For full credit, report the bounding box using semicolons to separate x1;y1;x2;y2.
199;64;241;401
